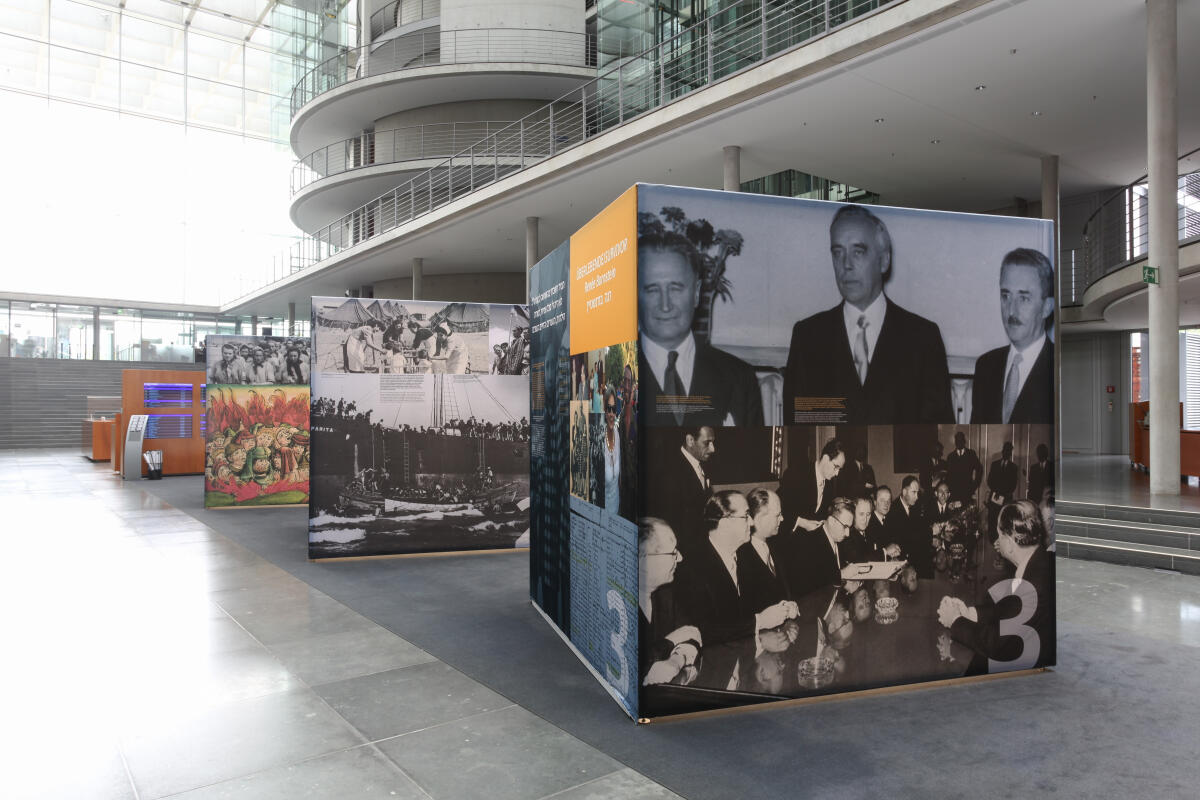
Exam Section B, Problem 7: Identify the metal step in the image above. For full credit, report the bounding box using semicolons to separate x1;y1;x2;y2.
1057;499;1200;530
1057;534;1200;575
1057;513;1200;551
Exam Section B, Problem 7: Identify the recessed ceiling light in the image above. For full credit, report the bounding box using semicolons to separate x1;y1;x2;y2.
931;139;942;144
1031;111;1043;116
974;85;987;91
1010;49;1018;55
874;118;885;123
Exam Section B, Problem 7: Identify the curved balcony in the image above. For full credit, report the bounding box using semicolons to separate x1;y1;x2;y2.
289;26;597;157
292;122;523;196
1063;147;1200;325
290;27;595;118
369;0;440;41
290;121;533;231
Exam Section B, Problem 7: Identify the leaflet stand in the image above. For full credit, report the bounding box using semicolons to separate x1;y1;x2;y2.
122;414;147;481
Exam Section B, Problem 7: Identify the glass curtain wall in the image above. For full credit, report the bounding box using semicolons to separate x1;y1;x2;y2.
0;0;356;306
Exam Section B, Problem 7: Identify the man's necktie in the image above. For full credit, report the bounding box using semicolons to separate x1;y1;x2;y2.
1002;353;1023;423
853;314;870;385
664;350;685;425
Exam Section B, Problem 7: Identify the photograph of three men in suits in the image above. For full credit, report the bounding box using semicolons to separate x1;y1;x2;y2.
635;188;1056;427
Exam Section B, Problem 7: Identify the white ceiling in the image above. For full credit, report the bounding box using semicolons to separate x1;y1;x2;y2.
230;0;1200;318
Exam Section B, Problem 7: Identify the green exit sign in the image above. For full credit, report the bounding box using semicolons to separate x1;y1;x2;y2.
1143;266;1159;284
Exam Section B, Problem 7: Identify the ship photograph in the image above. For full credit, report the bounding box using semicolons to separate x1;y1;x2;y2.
308;371;531;559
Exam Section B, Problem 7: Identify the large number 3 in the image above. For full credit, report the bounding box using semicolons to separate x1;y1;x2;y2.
606;589;630;695
986;578;1039;671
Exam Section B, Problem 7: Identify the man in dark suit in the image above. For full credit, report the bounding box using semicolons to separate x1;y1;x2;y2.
782;205;953;424
986;442;1020;541
643;426;715;557
837;442;876;500
781;496;855;599
919;440;946;494
638;518;702;687
736;489;792;617
939;499;1056;672
926;479;953;522
867;485;898;557
778;437;845;534
672;492;797;689
637;231;763;427
884;475;934;578
843;495;880;564
971;248;1055;424
1027;443;1054;503
945;431;983;505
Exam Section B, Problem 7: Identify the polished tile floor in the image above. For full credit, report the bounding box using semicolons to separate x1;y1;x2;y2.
1061;453;1200;511
7;450;1200;799
0;450;678;800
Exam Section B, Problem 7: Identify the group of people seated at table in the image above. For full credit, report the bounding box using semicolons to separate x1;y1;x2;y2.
639;428;1054;692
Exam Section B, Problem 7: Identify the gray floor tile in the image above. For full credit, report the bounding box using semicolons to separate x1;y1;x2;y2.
121;688;364;799
377;706;621;800
316;662;511;741
542;768;684;800
164;744;428;800
229;593;381;646
269;625;437;686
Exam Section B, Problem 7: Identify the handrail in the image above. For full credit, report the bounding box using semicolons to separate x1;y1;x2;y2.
1066;147;1200;307
292;121;528;196
369;0;440;41
290;26;596;116
225;0;897;306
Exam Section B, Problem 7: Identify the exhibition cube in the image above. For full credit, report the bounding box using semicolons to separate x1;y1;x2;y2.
529;185;1056;720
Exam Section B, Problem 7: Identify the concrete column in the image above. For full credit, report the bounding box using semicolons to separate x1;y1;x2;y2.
251;315;259;336
526;216;539;303
1147;0;1179;494
1042;155;1061;487
92;307;100;360
412;258;423;301
287;302;296;336
723;145;741;191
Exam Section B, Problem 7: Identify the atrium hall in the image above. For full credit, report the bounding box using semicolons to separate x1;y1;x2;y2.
2;0;1199;798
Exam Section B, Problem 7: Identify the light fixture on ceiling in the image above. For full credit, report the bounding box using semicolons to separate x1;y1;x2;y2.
931;139;942;144
874;118;885;123
1031;111;1043;116
974;85;986;91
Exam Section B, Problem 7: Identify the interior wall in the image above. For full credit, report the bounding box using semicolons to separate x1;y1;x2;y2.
1060;331;1129;455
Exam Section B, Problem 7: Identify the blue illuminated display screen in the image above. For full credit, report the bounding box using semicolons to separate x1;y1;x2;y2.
145;414;193;439
143;383;194;407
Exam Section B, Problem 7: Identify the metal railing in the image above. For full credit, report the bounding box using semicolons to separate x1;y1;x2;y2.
1064;147;1200;307
292;121;533;195
369;0;440;41
227;0;895;306
290;26;594;116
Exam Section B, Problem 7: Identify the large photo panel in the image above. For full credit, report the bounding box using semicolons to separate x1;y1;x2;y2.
207;334;311;386
635;185;1055;426
309;297;530;560
204;384;311;508
638;422;1054;718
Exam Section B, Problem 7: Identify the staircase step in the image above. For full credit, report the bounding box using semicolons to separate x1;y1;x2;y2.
1057;514;1200;551
1057;534;1200;575
1057;499;1200;530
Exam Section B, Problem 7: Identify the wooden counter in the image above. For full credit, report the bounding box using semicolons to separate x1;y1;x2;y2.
119;370;205;477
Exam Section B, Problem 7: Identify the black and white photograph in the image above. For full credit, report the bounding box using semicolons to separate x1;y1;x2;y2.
489;304;531;375
312;297;491;376
636;186;1055;426
638;422;1054;716
206;334;310;385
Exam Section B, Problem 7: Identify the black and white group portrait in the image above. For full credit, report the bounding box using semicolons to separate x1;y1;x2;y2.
313;298;496;376
638;421;1054;713
206;335;310;386
635;186;1057;426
